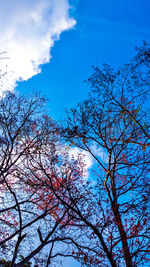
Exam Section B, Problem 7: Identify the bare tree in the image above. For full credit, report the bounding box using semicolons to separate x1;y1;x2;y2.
57;42;150;266
0;42;150;267
0;92;76;266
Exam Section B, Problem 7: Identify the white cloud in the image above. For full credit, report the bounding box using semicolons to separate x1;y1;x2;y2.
68;147;94;178
0;0;76;93
90;144;109;164
67;143;109;178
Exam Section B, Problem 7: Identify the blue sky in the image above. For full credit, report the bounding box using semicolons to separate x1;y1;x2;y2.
0;0;149;266
17;0;150;121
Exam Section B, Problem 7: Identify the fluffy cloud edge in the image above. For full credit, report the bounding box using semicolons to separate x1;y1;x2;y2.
0;0;76;93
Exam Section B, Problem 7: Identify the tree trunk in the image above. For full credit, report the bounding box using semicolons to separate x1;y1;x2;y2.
113;202;133;267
